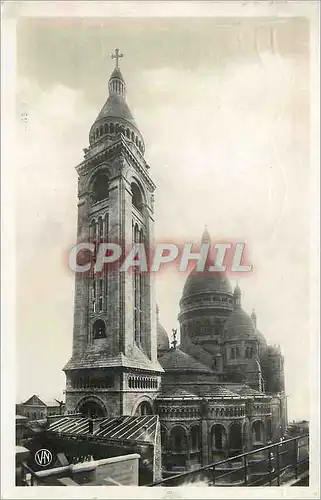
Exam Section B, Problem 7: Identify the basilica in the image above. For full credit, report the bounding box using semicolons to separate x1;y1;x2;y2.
63;52;287;473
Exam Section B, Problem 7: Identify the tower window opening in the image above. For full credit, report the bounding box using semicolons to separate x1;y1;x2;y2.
126;128;130;138
131;183;143;212
110;123;114;133
93;319;106;339
104;124;108;134
92;173;109;203
98;279;103;312
99;125;103;136
131;131;135;141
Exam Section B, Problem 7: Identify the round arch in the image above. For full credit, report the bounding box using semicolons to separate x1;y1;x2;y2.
131;396;154;416
86;164;112;194
170;425;188;453
252;419;265;446
228;421;243;452
210;423;227;452
129;175;146;202
75;395;108;419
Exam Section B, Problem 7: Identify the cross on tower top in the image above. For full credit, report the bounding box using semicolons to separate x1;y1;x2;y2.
111;48;124;68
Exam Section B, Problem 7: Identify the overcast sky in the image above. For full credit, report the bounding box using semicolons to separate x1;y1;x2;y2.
15;16;311;420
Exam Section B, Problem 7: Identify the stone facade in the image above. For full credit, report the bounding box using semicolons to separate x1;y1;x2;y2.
63;61;163;419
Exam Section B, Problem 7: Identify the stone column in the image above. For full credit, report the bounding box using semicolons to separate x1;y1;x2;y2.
201;419;209;466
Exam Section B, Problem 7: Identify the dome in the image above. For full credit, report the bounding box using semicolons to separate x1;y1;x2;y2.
224;308;257;340
159;348;213;373
256;330;267;348
95;94;137;127
182;267;233;299
157;322;169;351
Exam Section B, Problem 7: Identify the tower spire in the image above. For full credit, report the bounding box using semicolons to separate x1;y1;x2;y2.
201;225;211;244
234;282;242;308
251;308;257;328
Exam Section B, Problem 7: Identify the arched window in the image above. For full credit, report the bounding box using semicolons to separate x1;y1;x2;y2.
93;319;106;339
110;123;114;133
252;420;264;444
135;401;153;416
131;182;143;211
171;427;187;453
104;124;108;134
92;173;109;203
99;125;103;136
212;424;226;451
229;422;242;451
131;131;135;141
126;128;130;138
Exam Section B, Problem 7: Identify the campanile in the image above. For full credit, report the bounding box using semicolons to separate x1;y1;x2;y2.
64;50;163;418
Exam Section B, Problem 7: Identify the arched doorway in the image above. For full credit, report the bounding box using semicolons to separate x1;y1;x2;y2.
76;397;107;419
229;422;243;454
135;401;153;416
252;420;265;447
211;424;226;460
169;426;188;469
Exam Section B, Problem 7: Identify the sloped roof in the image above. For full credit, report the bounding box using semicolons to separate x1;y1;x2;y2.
95;94;136;126
22;395;46;407
48;415;158;444
227;384;267;397
159;348;213;373
157;388;201;400
203;385;240;398
64;345;163;373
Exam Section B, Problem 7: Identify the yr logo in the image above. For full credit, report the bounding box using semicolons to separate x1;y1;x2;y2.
34;448;53;467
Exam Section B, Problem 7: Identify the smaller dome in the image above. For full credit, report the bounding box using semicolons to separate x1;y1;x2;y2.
157;322;169;351
159;348;212;373
256;330;267;348
224;308;257;340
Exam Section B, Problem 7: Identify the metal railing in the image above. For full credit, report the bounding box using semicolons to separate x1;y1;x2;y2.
148;434;309;487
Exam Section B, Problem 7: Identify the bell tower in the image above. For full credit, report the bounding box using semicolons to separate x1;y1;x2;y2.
64;50;163;418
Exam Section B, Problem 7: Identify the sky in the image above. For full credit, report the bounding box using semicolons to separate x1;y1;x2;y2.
15;16;312;420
